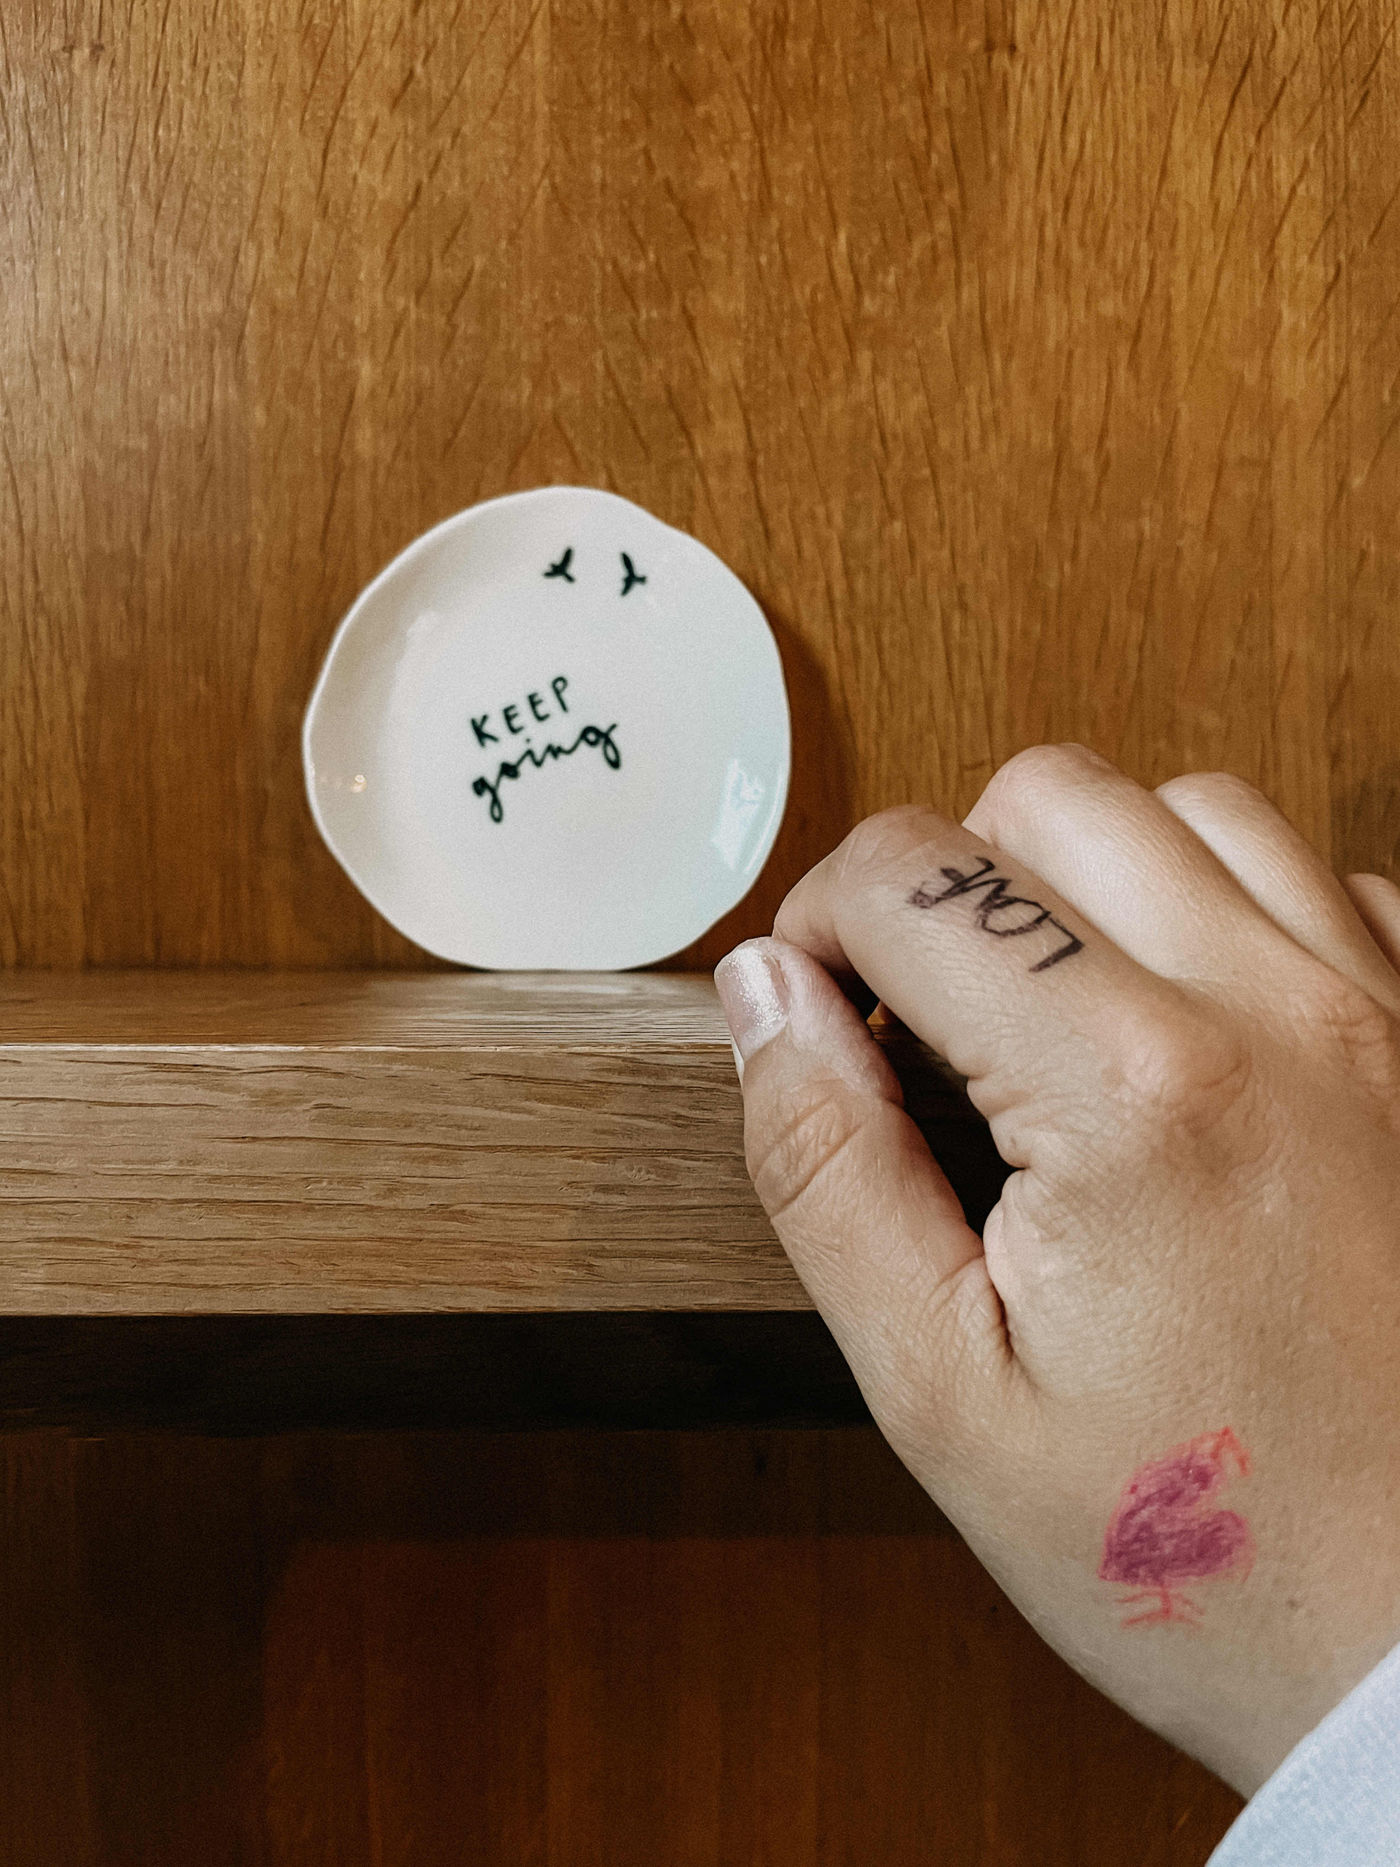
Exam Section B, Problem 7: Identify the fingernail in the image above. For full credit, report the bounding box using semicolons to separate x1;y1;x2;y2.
714;941;789;1070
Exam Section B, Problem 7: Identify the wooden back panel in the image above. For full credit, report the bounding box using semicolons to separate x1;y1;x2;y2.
4;0;1398;966
1;1428;1242;1865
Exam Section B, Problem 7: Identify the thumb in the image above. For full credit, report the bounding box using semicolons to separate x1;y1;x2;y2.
714;936;1014;1463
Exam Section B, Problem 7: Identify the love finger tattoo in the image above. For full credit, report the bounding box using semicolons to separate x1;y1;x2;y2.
908;857;1085;972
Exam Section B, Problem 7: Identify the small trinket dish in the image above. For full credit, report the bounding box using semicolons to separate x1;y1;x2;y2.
303;486;790;968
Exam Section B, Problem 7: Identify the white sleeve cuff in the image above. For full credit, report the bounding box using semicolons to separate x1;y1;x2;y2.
1207;1639;1400;1865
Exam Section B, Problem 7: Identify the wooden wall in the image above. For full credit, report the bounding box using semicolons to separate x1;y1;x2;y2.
3;0;1400;968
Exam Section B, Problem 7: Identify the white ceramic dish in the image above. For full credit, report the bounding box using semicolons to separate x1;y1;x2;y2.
303;486;790;969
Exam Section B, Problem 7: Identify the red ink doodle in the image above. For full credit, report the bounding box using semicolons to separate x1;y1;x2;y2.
1098;1429;1254;1627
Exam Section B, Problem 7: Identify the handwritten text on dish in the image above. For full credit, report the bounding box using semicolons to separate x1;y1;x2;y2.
469;672;622;824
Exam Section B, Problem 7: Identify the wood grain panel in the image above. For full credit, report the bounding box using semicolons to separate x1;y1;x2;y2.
0;971;1006;1313
0;1428;1244;1866
0;1432;96;1867
4;0;1400;966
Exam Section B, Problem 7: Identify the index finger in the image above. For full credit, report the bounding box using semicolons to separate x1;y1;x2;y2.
773;805;1183;1127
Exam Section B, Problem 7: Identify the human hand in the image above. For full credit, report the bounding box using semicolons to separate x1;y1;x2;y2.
714;747;1400;1795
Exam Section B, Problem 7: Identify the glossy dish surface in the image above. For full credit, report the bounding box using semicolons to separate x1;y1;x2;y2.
304;486;790;968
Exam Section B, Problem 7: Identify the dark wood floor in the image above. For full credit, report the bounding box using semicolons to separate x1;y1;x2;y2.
1;1425;1241;1866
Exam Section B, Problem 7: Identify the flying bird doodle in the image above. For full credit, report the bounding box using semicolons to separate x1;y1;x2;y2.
543;548;576;582
620;553;647;596
1099;1428;1255;1626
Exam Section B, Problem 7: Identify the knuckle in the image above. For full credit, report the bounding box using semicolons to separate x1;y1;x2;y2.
1109;999;1255;1132
834;805;936;884
977;742;1103;826
1082;999;1273;1208
747;1078;864;1226
1155;769;1263;815
1290;964;1400;1090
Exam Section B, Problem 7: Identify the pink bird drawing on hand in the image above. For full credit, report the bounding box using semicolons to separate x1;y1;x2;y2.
1098;1428;1255;1627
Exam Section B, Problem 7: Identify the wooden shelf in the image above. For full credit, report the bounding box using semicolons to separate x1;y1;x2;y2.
0;972;1006;1316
